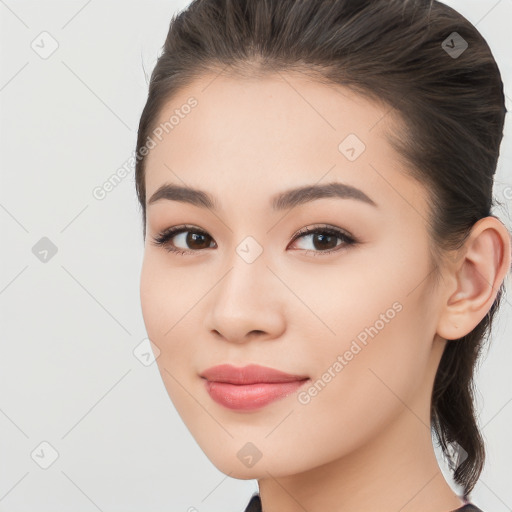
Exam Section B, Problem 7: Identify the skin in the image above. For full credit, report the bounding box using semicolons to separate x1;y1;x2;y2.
139;70;511;512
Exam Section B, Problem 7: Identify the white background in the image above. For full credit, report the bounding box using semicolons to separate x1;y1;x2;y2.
0;0;511;510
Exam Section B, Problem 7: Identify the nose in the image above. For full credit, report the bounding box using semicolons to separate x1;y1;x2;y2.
203;252;286;344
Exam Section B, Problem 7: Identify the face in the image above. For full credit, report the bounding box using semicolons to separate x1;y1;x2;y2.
139;71;447;479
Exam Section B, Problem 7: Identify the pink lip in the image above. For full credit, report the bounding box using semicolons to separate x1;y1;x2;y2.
200;364;310;411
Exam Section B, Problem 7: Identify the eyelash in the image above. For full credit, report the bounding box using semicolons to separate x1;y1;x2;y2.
151;224;357;257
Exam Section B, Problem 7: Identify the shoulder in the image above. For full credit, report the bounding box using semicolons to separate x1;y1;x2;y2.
243;493;261;512
455;504;484;512
243;494;484;512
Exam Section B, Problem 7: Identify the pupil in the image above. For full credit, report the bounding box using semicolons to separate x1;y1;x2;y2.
314;233;336;250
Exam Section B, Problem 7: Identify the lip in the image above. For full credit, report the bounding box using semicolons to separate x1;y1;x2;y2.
200;363;309;384
200;364;310;411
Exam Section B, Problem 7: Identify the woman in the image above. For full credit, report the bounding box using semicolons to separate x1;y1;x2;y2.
135;0;511;510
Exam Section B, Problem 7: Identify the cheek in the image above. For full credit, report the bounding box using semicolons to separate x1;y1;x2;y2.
273;303;433;473
139;255;165;340
139;251;205;384
139;251;196;340
302;243;436;421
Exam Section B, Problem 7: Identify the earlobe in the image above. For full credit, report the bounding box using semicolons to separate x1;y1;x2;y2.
436;216;512;341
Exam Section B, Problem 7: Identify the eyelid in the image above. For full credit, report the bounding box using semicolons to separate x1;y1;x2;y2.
291;224;354;242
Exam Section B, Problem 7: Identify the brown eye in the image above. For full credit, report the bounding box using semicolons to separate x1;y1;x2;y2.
290;226;356;256
182;231;213;250
152;224;357;257
151;225;216;255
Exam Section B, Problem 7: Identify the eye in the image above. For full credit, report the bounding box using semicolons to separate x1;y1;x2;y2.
151;223;357;256
151;224;216;255
288;224;356;256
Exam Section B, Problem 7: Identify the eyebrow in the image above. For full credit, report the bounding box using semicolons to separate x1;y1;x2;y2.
147;181;377;211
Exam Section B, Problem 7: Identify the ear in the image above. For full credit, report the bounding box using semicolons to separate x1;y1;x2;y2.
437;216;512;341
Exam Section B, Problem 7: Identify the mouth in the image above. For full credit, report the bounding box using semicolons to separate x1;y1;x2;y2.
200;363;310;411
200;363;309;385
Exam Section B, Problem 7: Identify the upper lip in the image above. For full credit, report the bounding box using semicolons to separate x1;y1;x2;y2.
200;364;309;385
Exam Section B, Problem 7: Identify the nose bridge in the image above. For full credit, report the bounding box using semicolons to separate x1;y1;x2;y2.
205;232;285;341
217;235;271;309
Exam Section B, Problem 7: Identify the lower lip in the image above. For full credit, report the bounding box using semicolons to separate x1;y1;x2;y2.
203;379;310;411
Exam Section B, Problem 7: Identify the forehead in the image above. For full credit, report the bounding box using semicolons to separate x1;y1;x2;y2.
143;71;424;216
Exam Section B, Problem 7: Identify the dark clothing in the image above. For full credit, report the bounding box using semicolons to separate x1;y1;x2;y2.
243;493;484;512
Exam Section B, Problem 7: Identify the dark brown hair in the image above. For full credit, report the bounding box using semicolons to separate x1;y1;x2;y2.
134;0;509;499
